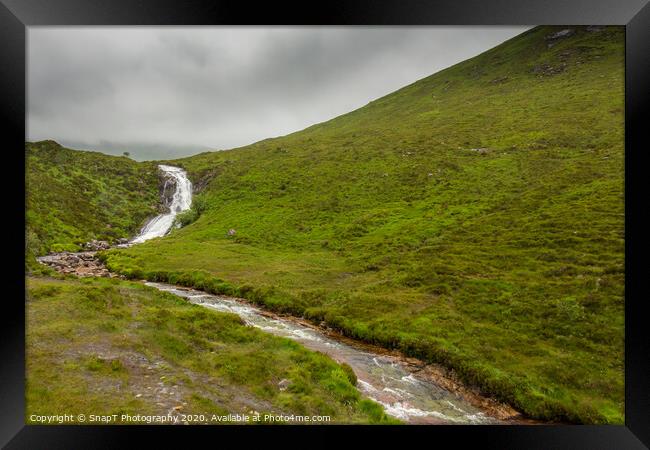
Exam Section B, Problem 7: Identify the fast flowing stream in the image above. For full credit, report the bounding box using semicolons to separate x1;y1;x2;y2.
146;282;503;424
131;165;192;244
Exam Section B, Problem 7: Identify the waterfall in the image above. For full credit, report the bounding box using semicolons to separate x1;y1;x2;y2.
130;165;192;244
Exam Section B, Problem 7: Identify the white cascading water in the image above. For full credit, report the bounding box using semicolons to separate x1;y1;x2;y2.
130;165;192;244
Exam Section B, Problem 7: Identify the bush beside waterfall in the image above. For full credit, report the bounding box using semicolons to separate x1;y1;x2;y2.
174;196;208;228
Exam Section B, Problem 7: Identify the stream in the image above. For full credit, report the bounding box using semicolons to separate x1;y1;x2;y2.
146;282;504;424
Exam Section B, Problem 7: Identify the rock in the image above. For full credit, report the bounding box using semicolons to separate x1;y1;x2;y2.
35;249;113;278
194;169;217;193
531;62;567;77
545;28;575;47
546;29;574;40
227;229;237;236
160;172;178;210
278;379;292;391
84;239;110;251
469;147;491;155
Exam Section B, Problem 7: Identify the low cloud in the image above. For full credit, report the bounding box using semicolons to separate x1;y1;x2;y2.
28;26;529;160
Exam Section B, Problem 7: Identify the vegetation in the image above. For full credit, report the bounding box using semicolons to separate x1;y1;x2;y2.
174;196;208;228
27;26;625;424
26;140;160;258
26;276;393;424
101;26;625;424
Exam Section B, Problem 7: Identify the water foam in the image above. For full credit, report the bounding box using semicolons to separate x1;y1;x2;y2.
131;165;192;244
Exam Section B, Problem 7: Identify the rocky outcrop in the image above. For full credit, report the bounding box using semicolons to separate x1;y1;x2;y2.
193;169;217;193
159;171;178;212
531;62;568;77
545;28;575;48
84;240;111;251
37;251;116;278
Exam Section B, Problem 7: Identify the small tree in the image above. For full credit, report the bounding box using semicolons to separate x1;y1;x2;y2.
123;151;130;158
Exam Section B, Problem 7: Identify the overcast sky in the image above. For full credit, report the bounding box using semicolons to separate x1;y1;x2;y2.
28;26;529;161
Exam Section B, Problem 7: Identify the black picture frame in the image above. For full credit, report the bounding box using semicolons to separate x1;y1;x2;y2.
3;0;648;448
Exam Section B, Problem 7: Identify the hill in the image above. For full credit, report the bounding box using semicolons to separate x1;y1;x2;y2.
102;26;625;423
26;140;160;259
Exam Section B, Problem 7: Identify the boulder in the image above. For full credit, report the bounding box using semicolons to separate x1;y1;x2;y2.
545;28;575;48
84;240;110;251
532;62;567;77
277;379;292;391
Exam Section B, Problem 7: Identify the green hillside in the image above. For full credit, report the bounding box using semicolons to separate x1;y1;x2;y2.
26;276;391;424
103;26;625;423
26;140;160;258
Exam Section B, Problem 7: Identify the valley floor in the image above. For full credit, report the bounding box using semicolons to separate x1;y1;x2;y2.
102;234;624;424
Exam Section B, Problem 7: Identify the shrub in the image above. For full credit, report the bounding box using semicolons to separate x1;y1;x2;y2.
175;195;208;228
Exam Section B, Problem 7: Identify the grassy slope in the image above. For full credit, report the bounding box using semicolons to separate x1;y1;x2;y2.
26;276;391;424
103;26;625;423
26;140;160;257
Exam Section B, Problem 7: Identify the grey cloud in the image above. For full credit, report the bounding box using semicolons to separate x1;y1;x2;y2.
28;26;530;160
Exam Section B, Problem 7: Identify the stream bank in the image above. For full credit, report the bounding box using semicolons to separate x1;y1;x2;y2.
36;250;534;424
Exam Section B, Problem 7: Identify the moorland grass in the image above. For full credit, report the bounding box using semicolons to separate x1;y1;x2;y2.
29;26;625;424
102;26;625;423
26;141;160;258
26;276;393;424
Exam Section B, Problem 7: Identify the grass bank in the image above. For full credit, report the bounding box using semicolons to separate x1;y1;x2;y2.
101;256;621;424
26;276;394;424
